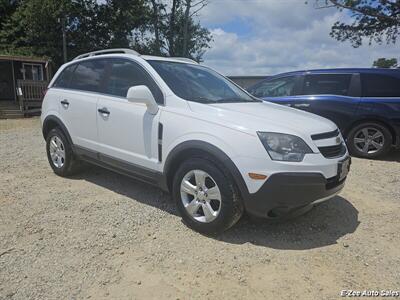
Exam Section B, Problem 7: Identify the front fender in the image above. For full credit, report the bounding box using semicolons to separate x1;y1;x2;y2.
162;139;250;199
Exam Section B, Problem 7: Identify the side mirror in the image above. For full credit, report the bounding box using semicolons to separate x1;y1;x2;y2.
127;85;159;115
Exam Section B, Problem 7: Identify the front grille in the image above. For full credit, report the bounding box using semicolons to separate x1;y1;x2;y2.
311;129;339;140
318;143;346;158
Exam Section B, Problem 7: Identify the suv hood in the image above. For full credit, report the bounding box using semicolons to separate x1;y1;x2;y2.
187;101;337;137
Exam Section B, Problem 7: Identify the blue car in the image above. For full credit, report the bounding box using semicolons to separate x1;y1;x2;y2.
247;68;400;159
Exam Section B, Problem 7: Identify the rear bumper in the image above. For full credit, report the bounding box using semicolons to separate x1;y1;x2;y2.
243;172;347;218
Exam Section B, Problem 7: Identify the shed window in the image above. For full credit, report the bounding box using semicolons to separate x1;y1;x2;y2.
22;63;44;81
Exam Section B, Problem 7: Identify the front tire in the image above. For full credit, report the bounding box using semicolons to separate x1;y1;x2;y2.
46;127;81;176
172;158;243;234
347;122;392;159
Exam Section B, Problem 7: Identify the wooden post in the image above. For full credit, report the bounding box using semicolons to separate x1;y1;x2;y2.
45;61;50;82
11;60;17;103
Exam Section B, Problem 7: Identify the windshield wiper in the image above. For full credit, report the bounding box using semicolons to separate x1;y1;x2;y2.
191;97;219;103
191;97;261;104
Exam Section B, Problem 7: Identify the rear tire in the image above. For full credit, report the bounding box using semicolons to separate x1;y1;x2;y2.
172;158;243;234
347;122;392;159
46;127;82;176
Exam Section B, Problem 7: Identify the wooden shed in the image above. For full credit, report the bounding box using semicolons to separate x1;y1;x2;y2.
0;55;52;118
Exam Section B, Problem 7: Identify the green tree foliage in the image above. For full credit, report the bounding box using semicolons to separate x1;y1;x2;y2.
0;0;20;31
315;0;400;47
0;0;107;64
0;0;212;67
96;0;149;48
372;57;398;68
133;0;212;61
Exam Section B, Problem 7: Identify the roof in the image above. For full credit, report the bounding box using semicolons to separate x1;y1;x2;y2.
272;68;400;77
228;75;269;79
0;55;49;63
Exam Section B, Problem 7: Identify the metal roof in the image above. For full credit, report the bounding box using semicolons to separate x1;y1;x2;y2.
0;55;49;63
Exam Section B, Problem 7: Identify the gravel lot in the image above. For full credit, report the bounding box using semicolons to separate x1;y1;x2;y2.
0;117;399;300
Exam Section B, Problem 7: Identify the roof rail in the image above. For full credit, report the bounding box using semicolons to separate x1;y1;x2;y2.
171;57;198;64
73;48;140;60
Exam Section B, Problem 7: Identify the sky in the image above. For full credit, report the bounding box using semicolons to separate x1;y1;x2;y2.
198;0;400;76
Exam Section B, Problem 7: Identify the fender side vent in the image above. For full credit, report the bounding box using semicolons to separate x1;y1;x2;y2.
158;123;163;162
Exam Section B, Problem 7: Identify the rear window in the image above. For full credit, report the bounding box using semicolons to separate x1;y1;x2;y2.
302;74;352;96
53;64;76;88
69;60;109;93
361;73;400;97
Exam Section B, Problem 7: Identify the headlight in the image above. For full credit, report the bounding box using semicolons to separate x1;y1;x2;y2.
257;132;313;162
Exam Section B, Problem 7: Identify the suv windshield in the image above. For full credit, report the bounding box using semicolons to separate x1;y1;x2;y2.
147;60;260;104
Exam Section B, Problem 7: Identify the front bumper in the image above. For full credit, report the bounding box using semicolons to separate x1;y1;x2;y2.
243;171;347;218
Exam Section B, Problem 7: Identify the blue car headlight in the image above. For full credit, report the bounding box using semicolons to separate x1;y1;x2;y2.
257;132;313;162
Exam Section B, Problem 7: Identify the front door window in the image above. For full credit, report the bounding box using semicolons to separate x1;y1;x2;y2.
247;76;297;98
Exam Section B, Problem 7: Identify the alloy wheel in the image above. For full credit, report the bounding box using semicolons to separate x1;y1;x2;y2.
49;136;66;168
353;127;385;155
180;169;222;223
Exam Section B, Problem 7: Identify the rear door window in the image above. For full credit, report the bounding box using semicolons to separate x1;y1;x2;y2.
249;76;297;97
302;74;352;96
69;59;109;93
361;73;400;97
53;64;77;88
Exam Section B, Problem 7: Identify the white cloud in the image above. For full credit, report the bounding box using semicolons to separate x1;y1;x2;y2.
198;0;400;75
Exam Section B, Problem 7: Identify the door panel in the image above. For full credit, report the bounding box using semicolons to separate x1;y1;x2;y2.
58;89;99;149
263;95;307;108
295;95;360;131
0;61;15;101
96;95;160;170
56;59;109;150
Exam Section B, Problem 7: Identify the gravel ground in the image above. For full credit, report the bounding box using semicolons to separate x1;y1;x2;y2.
0;117;399;300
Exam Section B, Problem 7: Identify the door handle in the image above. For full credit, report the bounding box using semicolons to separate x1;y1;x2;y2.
98;107;110;116
61;99;69;108
294;103;310;108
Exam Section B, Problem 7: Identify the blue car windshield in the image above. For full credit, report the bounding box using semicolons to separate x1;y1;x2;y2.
148;60;260;104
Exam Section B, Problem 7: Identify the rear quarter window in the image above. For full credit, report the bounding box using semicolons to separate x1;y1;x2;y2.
361;73;400;97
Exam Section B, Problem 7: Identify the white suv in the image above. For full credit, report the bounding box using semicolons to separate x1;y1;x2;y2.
41;49;350;233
